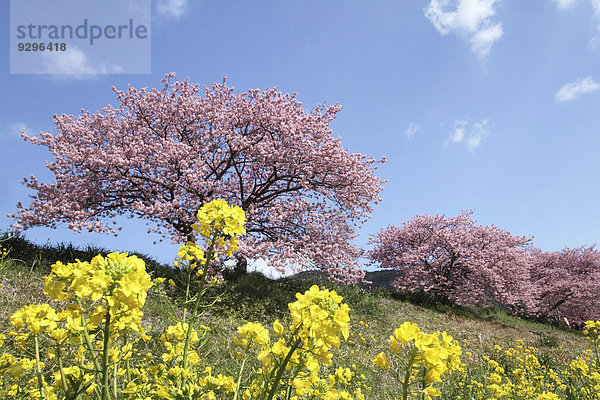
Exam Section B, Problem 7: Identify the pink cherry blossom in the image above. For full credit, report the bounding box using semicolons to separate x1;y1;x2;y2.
9;74;385;284
366;210;536;311
530;245;600;326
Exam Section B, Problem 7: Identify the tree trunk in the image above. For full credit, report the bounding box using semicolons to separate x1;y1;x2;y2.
223;254;247;281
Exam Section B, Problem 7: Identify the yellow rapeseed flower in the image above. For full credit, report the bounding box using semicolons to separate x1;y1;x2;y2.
373;352;390;370
393;321;420;344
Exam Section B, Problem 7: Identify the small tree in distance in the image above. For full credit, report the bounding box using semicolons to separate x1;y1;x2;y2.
10;74;385;283
531;245;600;326
366;210;536;311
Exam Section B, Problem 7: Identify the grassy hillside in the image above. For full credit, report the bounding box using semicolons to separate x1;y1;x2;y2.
0;235;594;399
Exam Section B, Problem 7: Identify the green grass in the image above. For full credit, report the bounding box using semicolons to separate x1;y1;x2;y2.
0;235;592;399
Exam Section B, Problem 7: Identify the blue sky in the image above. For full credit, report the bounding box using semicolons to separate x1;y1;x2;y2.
1;0;599;273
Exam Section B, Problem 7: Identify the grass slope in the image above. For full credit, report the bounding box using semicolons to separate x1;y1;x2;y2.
0;235;589;398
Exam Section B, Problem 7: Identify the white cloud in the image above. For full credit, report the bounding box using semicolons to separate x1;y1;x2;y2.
466;119;490;150
470;23;503;57
553;0;600;15
246;258;297;279
156;0;189;19
553;0;578;9
554;0;600;40
445;119;490;151
448;120;467;143
405;122;419;138
424;0;503;58
7;122;33;138
42;47;123;78
555;76;600;102
593;0;600;15
1;122;37;143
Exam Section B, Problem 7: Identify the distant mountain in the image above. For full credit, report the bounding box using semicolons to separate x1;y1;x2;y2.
285;268;404;292
361;269;404;290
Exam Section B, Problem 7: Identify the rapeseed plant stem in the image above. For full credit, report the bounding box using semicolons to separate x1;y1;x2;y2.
233;357;246;400
593;340;600;369
77;298;103;387
182;230;217;370
265;337;303;400
34;335;46;399
101;310;112;400
182;267;193;323
112;363;118;399
57;346;68;394
402;347;417;400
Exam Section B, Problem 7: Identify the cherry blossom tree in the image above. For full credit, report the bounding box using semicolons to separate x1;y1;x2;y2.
10;74;385;283
366;211;536;310
530;245;600;326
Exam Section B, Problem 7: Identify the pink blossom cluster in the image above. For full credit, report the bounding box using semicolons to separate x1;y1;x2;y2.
530;245;600;325
366;211;536;311
367;210;600;325
10;74;385;284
